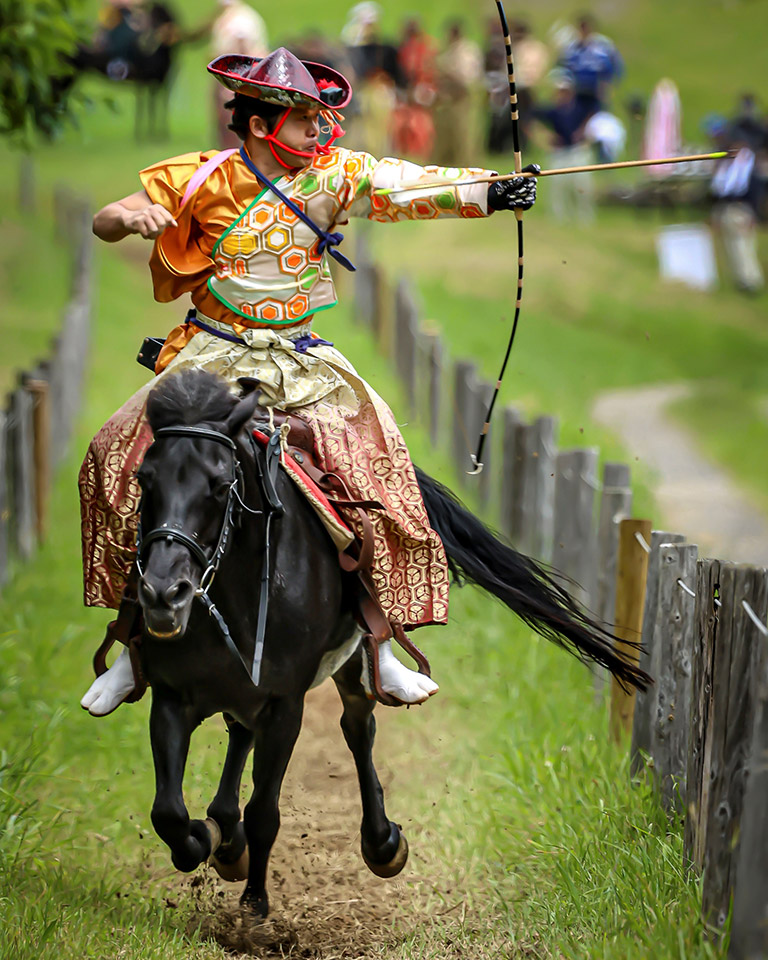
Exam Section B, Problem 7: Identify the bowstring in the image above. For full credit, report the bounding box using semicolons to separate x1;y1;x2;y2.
470;0;524;475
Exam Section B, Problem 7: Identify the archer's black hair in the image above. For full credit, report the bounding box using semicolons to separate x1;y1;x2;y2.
225;94;286;141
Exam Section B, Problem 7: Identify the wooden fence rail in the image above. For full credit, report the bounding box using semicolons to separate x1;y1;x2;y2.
351;236;768;950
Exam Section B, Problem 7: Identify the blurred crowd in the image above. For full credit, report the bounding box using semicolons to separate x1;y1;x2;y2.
77;0;767;292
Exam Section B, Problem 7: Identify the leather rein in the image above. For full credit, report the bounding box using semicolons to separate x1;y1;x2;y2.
135;423;284;687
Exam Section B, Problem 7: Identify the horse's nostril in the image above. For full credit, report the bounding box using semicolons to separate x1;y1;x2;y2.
163;579;194;608
138;577;159;606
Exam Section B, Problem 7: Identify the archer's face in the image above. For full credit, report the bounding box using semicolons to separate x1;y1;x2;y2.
251;106;321;168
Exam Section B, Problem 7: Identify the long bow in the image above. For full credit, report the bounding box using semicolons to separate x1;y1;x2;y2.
470;0;523;474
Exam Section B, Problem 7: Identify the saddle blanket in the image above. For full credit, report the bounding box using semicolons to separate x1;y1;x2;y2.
251;429;355;552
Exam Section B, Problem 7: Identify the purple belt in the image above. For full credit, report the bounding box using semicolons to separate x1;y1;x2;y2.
187;310;333;354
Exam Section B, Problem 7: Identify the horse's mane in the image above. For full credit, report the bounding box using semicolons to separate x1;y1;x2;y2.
146;370;238;432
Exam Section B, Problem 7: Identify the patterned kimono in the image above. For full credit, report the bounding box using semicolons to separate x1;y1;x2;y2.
79;146;493;629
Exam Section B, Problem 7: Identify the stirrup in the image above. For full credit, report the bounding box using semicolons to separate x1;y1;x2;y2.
362;628;433;707
91;574;148;705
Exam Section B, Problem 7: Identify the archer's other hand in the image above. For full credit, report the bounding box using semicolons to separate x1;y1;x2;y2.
123;203;178;240
93;190;178;243
487;164;540;211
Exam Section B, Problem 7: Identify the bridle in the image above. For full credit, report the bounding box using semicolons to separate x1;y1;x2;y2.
136;423;284;686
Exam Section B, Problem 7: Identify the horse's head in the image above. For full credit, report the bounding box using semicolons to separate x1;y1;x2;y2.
136;371;261;640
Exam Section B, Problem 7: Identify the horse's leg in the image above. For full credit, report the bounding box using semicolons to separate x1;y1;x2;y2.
333;647;409;878
149;694;213;872
206;715;253;881
241;698;304;920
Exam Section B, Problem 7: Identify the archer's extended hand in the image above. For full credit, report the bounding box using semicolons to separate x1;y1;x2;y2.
487;164;540;211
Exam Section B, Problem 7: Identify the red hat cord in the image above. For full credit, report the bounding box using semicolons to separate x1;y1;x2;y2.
262;105;346;170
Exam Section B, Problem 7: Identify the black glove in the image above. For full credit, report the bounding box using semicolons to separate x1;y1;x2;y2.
487;163;540;211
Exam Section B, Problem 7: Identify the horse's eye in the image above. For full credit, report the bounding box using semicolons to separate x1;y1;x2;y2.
210;476;231;497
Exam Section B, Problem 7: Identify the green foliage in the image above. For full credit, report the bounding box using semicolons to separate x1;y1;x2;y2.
0;0;87;147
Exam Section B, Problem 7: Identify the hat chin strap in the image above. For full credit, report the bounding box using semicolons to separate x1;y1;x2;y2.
263;108;345;170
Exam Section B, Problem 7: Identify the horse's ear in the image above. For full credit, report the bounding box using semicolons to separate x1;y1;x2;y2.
224;389;262;437
237;377;261;397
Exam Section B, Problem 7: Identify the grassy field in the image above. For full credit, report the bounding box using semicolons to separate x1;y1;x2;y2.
1;0;767;956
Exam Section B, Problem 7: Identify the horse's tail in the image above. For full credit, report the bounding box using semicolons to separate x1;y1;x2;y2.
414;466;650;691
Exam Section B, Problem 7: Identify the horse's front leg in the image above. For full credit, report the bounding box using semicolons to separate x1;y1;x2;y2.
333;648;409;877
241;698;304;920
149;694;212;872
206;715;253;881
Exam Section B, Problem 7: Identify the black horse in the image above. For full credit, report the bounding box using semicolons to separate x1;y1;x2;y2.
134;369;647;919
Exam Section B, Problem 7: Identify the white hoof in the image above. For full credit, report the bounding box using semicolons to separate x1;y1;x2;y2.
80;647;136;716
365;639;439;705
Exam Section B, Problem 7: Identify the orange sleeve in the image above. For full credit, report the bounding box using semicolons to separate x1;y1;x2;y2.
138;152;218;302
139;152;207;216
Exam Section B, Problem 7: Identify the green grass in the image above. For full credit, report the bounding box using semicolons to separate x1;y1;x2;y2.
1;0;765;954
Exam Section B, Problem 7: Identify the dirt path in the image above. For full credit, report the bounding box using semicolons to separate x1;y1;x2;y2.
179;683;435;959
593;383;768;565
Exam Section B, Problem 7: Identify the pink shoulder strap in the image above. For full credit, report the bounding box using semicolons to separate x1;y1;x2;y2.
179;149;237;212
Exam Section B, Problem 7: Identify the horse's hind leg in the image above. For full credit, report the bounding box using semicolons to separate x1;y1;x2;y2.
241;698;304;920
206;715;252;880
333;648;409;878
149;694;214;872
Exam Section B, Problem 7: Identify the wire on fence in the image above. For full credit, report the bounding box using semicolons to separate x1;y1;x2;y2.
742;599;768;637
634;531;651;554
677;578;696;598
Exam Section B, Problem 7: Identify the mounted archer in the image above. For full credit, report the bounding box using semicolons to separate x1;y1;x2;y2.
79;46;540;716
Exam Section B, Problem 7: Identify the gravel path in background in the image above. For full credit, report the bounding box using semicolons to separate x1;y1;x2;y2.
593;383;768;565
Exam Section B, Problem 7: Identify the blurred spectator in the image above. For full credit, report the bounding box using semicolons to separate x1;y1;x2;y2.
710;121;765;294
510;20;549;151
642;79;682;175
392;18;436;159
485;18;549;153
584;110;626;161
484;15;514;153
533;69;595;221
729;93;768;153
434;20;483;165
211;0;268;147
73;0;182;139
557;14;623;114
343;2;401;156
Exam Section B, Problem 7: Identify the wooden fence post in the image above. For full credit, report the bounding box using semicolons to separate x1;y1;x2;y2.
700;563;768;935
473;379;494;508
649;541;698;810
452;360;476;482
730;595;768;959
684;558;721;873
631;530;686;776
7;386;37;561
552;448;599;608
593;462;632;700
25;375;51;542
610;518;652;743
511;416;558;560
394;279;418;415
354;260;377;331
425;332;443;449
499;406;523;540
375;267;393;358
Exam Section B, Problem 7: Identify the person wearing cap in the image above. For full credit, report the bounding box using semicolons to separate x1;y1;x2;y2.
533;69;595;222
80;47;537;717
